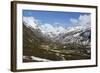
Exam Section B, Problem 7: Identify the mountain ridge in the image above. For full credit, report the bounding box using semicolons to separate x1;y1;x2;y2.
23;16;91;45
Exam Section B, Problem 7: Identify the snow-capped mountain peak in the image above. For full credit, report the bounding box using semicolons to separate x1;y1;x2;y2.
23;16;38;29
39;23;66;37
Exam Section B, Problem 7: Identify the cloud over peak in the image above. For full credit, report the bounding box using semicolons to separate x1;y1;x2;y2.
70;14;91;29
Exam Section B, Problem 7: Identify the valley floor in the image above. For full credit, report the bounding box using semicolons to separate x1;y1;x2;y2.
23;48;91;62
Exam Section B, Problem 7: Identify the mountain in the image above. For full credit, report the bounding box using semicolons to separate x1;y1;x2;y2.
54;28;91;45
23;17;91;62
23;16;91;45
